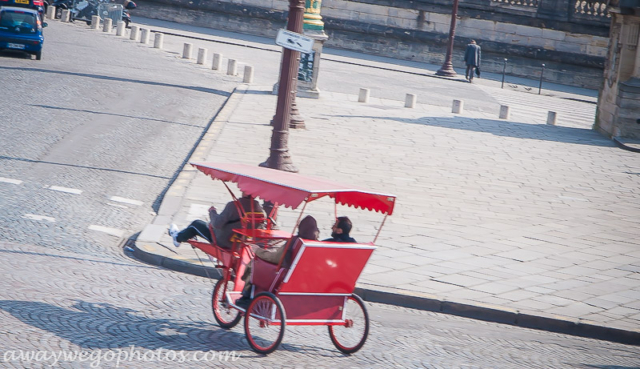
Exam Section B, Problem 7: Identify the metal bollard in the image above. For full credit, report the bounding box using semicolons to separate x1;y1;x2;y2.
46;5;55;20
182;43;193;59
60;9;70;22
153;33;164;49
358;88;370;103
212;53;222;70
91;15;100;30
197;48;207;65
227;59;237;75
129;25;139;41
547;111;557;126
102;18;112;33
243;65;254;83
405;93;416;108
116;21;125;36
452;100;464;114
499;105;511;119
140;28;150;44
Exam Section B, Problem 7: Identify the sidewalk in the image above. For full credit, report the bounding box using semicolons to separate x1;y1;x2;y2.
133;82;640;345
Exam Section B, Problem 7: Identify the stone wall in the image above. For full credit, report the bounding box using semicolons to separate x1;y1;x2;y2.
133;0;611;89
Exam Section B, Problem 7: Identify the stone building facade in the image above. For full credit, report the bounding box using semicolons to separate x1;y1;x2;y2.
134;0;611;89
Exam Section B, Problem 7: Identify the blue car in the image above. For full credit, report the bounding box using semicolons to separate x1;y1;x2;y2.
0;6;46;60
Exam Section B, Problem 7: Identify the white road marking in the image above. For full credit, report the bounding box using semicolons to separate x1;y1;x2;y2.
88;225;124;237
48;186;83;195
109;196;143;206
22;214;55;222
107;202;129;209
0;177;23;185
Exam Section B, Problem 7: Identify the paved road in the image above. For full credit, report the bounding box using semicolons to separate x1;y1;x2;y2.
2;241;639;368
0;20;237;258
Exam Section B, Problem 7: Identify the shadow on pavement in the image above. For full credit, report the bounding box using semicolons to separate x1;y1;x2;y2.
0;300;245;352
0;66;231;97
328;114;613;147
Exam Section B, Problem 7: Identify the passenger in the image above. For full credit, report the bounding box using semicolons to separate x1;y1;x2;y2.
323;216;356;243
168;193;265;249
236;215;319;308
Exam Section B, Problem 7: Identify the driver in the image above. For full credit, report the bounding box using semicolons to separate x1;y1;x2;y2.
168;192;265;249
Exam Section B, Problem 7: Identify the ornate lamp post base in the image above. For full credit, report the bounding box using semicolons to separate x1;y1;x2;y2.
436;0;460;78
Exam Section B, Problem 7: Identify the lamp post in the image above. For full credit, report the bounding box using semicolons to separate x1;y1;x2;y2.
260;0;305;173
436;0;460;77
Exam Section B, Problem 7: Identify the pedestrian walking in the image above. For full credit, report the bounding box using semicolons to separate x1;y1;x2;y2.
464;40;481;83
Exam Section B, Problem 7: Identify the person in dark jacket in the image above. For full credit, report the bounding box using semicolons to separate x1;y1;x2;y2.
464;40;481;83
168;193;264;249
323;216;356;243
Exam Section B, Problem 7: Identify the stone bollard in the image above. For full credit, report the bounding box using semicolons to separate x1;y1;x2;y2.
499;105;511;119
91;15;100;30
60;9;70;22
182;43;193;59
140;29;150;44
212;53;222;70
227;59;237;76
129;25;139;41
102;18;112;33
116;21;125;36
154;33;164;49
243;65;254;83
547;111;557;126
452;100;464;114
405;93;417;108
46;5;55;20
358;88;370;103
197;48;207;65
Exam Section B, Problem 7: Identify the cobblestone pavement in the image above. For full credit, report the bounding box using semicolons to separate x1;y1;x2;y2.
1;241;639;368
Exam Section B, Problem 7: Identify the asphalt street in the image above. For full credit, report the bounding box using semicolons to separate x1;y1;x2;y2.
0;19;236;257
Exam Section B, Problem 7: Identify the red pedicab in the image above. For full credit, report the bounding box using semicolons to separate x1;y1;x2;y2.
186;163;396;354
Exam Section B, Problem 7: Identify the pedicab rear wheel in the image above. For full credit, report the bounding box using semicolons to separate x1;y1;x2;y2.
244;292;286;354
328;293;369;354
212;278;242;329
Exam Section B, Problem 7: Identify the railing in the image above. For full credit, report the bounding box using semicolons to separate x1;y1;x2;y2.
491;0;540;7
573;0;610;18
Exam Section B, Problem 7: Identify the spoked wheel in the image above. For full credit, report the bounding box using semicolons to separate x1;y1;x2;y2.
212;279;242;329
328;294;369;354
244;292;286;354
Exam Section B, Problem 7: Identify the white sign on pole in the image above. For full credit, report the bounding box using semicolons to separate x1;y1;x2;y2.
275;29;314;53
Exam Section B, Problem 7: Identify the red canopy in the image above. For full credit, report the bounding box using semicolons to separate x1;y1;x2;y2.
191;162;396;215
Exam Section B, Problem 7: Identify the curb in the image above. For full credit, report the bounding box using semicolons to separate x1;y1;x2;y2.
130;240;221;280
354;286;640;346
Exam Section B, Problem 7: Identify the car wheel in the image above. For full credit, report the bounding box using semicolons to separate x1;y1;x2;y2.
35;51;42;60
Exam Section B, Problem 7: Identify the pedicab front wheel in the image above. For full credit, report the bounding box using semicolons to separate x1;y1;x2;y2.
328;293;369;354
244;292;286;354
212;278;242;329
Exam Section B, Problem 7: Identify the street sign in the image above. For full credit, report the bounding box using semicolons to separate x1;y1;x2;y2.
275;29;314;53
